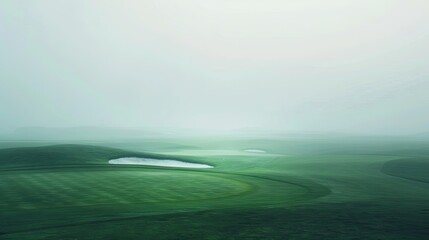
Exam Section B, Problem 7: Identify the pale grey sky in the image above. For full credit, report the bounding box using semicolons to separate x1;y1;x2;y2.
1;0;428;134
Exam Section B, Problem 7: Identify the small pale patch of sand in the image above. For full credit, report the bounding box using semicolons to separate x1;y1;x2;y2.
108;157;213;168
243;149;266;153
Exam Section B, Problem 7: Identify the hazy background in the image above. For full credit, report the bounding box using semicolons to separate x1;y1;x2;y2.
1;0;428;135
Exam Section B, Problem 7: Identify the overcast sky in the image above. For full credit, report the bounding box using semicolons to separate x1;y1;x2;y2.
1;0;428;134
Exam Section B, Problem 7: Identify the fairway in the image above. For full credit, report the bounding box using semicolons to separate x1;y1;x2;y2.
0;144;319;237
0;138;429;239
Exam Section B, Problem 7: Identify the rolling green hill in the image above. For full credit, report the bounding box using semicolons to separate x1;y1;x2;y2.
382;158;429;183
0;144;205;169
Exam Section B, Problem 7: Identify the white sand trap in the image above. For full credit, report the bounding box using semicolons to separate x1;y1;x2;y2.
243;149;266;153
109;157;213;168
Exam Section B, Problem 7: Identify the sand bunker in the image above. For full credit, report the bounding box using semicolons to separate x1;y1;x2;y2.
243;149;266;153
109;157;213;168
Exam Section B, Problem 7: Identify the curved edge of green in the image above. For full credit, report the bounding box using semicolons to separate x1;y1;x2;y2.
0;144;215;169
381;158;429;184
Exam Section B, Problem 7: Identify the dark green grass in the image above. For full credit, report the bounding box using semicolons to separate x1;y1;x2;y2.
0;144;213;169
382;158;429;183
0;144;136;168
3;202;429;240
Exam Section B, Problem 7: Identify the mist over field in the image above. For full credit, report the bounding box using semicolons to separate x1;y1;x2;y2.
2;2;429;240
1;0;429;135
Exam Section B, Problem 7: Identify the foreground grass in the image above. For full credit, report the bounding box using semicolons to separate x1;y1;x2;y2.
3;201;429;240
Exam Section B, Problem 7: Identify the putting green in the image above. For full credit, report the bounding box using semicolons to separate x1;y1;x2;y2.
0;169;253;210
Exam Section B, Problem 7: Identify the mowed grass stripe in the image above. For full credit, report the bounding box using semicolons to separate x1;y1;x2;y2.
0;169;252;209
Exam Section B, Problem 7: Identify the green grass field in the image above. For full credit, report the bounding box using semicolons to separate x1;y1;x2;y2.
0;136;428;239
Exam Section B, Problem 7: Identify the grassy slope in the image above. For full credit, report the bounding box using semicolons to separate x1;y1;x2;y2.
382;158;429;183
0;144;127;168
0;144;213;169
